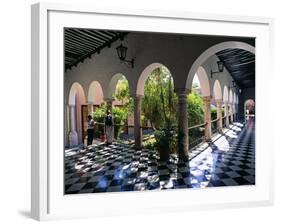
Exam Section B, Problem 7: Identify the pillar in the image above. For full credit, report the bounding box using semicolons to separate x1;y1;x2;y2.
176;89;189;161
203;96;212;140
235;103;239;121
68;104;78;147
216;99;223;133
88;101;94;115
134;95;143;148
225;101;229;128
229;102;234;123
105;98;114;112
232;103;235;122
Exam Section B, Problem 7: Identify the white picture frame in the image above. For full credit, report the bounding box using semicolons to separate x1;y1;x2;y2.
31;2;275;221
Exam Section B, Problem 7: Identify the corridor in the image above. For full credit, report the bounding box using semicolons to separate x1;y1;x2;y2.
64;119;255;194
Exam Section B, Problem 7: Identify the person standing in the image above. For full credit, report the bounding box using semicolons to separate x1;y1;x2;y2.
105;110;114;145
87;115;95;146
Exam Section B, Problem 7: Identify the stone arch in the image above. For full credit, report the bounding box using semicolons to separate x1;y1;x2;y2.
105;73;131;99
213;79;222;100
68;82;86;105
229;89;233;103
68;82;86;145
244;99;255;114
223;86;229;102
186;41;255;90
88;81;104;105
193;66;211;97
137;62;173;96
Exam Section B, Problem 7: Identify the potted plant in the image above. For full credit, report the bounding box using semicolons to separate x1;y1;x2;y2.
154;128;177;161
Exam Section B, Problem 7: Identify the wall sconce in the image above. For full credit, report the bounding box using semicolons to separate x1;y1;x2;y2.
116;44;134;68
211;61;224;78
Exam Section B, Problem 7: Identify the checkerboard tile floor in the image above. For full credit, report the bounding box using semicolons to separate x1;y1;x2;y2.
65;120;255;194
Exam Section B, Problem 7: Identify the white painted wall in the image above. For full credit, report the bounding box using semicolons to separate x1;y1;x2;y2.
65;33;254;99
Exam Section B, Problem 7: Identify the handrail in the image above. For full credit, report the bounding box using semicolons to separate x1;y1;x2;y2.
94;122;154;129
211;118;219;123
188;122;207;130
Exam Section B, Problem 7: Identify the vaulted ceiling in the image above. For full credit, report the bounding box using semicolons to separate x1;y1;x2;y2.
216;49;255;89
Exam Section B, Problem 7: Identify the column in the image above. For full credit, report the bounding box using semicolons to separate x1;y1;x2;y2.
68;104;78;147
105;98;114;112
232;103;236;122
203;96;212;141
87;101;94;115
216;99;223;133
235;103;239;121
104;98;114;140
225;101;229;128
134;95;143;148
229;103;234;123
176;89;189;161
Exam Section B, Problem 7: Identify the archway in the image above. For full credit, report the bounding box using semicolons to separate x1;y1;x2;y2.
68;82;86;147
223;86;229;127
141;64;177;130
136;63;178;157
137;62;163;96
212;80;223;133
186;41;255;90
106;73;132;99
88;81;104;112
187;66;212;146
229;89;233;123
244;99;255;121
103;73;132;141
213;80;222;100
189;66;212;142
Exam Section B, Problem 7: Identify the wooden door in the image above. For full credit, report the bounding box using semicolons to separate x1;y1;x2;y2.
81;105;88;141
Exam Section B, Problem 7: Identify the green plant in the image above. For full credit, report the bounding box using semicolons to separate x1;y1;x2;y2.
187;92;204;127
142;67;178;130
142;138;157;150
92;105;106;138
112;106;128;138
211;108;217;120
154;128;177;160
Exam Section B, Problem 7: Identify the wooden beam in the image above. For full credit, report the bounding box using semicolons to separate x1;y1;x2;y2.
67;29;102;46
73;29;106;44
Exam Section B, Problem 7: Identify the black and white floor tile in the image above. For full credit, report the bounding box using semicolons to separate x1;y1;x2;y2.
65;119;255;194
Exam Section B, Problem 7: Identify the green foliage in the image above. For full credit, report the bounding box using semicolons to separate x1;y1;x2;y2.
154;128;177;159
142;138;157;150
221;108;225;116
187;92;204;127
142;67;178;129
92;104;106;122
92;104;106;138
211;108;217;120
114;77;133;138
112;106;128;138
114;77;131;103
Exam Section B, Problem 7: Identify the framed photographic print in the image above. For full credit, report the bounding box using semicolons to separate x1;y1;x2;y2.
31;2;274;221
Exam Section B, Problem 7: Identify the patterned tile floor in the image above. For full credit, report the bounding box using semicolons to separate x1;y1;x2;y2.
65;119;255;194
